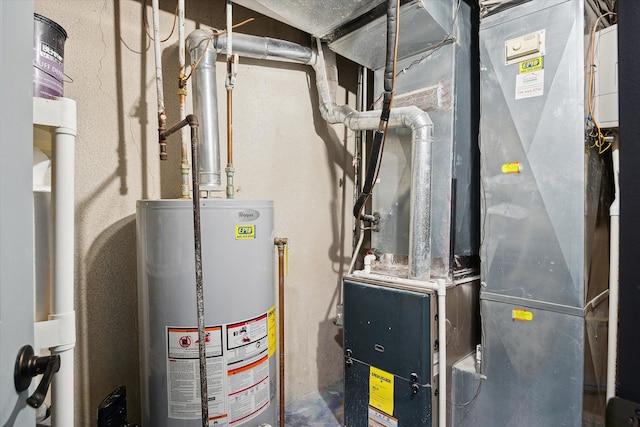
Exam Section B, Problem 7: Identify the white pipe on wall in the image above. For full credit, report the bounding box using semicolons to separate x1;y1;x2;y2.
50;99;77;427
606;138;620;402
436;279;446;427
151;0;166;131
178;0;190;198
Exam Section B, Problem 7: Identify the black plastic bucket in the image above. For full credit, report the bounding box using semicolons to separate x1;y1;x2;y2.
33;14;67;99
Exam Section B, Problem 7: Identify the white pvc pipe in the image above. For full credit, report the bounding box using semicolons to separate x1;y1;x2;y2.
606;138;620;402
436;278;446;427
151;0;165;124
226;0;233;59
363;254;376;274
178;0;185;93
351;272;447;427
50;101;77;427
178;0;190;198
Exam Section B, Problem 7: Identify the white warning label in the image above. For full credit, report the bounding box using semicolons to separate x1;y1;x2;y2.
228;354;270;425
368;406;398;427
515;69;544;99
167;326;227;421
227;313;269;365
226;312;271;425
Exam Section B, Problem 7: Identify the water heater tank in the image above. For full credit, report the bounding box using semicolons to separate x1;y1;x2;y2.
137;199;277;427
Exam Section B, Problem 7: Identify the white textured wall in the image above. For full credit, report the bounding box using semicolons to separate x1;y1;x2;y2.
34;1;356;424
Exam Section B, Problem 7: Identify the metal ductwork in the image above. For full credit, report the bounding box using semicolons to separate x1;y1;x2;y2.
186;30;316;193
186;26;435;277
233;0;454;70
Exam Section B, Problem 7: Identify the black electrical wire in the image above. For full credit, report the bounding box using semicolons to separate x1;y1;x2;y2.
352;0;399;222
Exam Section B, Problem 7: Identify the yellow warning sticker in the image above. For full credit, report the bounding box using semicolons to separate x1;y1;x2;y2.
501;162;521;174
268;306;276;358
369;366;394;416
513;308;533;322
235;225;255;240
519;56;543;74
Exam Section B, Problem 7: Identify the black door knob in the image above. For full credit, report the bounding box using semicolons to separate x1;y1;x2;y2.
14;345;61;408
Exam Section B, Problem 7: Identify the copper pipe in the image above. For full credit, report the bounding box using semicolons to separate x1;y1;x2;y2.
226;79;233;164
274;237;288;427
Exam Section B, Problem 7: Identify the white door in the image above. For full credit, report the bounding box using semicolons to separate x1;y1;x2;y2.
1;1;36;426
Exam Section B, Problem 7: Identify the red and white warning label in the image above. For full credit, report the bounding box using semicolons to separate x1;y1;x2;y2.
165;310;272;424
228;355;270;425
226;313;269;365
368;406;398;427
167;326;227;420
226;313;271;424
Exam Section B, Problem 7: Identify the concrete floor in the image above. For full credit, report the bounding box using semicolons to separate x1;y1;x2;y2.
285;381;344;427
40;382;345;427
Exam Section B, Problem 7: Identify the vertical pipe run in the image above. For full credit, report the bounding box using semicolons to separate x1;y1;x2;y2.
160;116;209;426
178;0;190;198
226;85;233;166
225;56;235;199
186;35;222;192
607;138;620;402
275;238;288;427
51;117;77;427
225;1;236;199
408;125;434;280
436;279;446;427
189;118;209;427
151;0;167;160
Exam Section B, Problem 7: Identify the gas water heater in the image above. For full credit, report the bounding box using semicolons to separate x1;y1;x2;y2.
137;199;277;427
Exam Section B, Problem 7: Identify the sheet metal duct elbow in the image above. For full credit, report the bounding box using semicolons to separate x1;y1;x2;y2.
312;41;433;280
